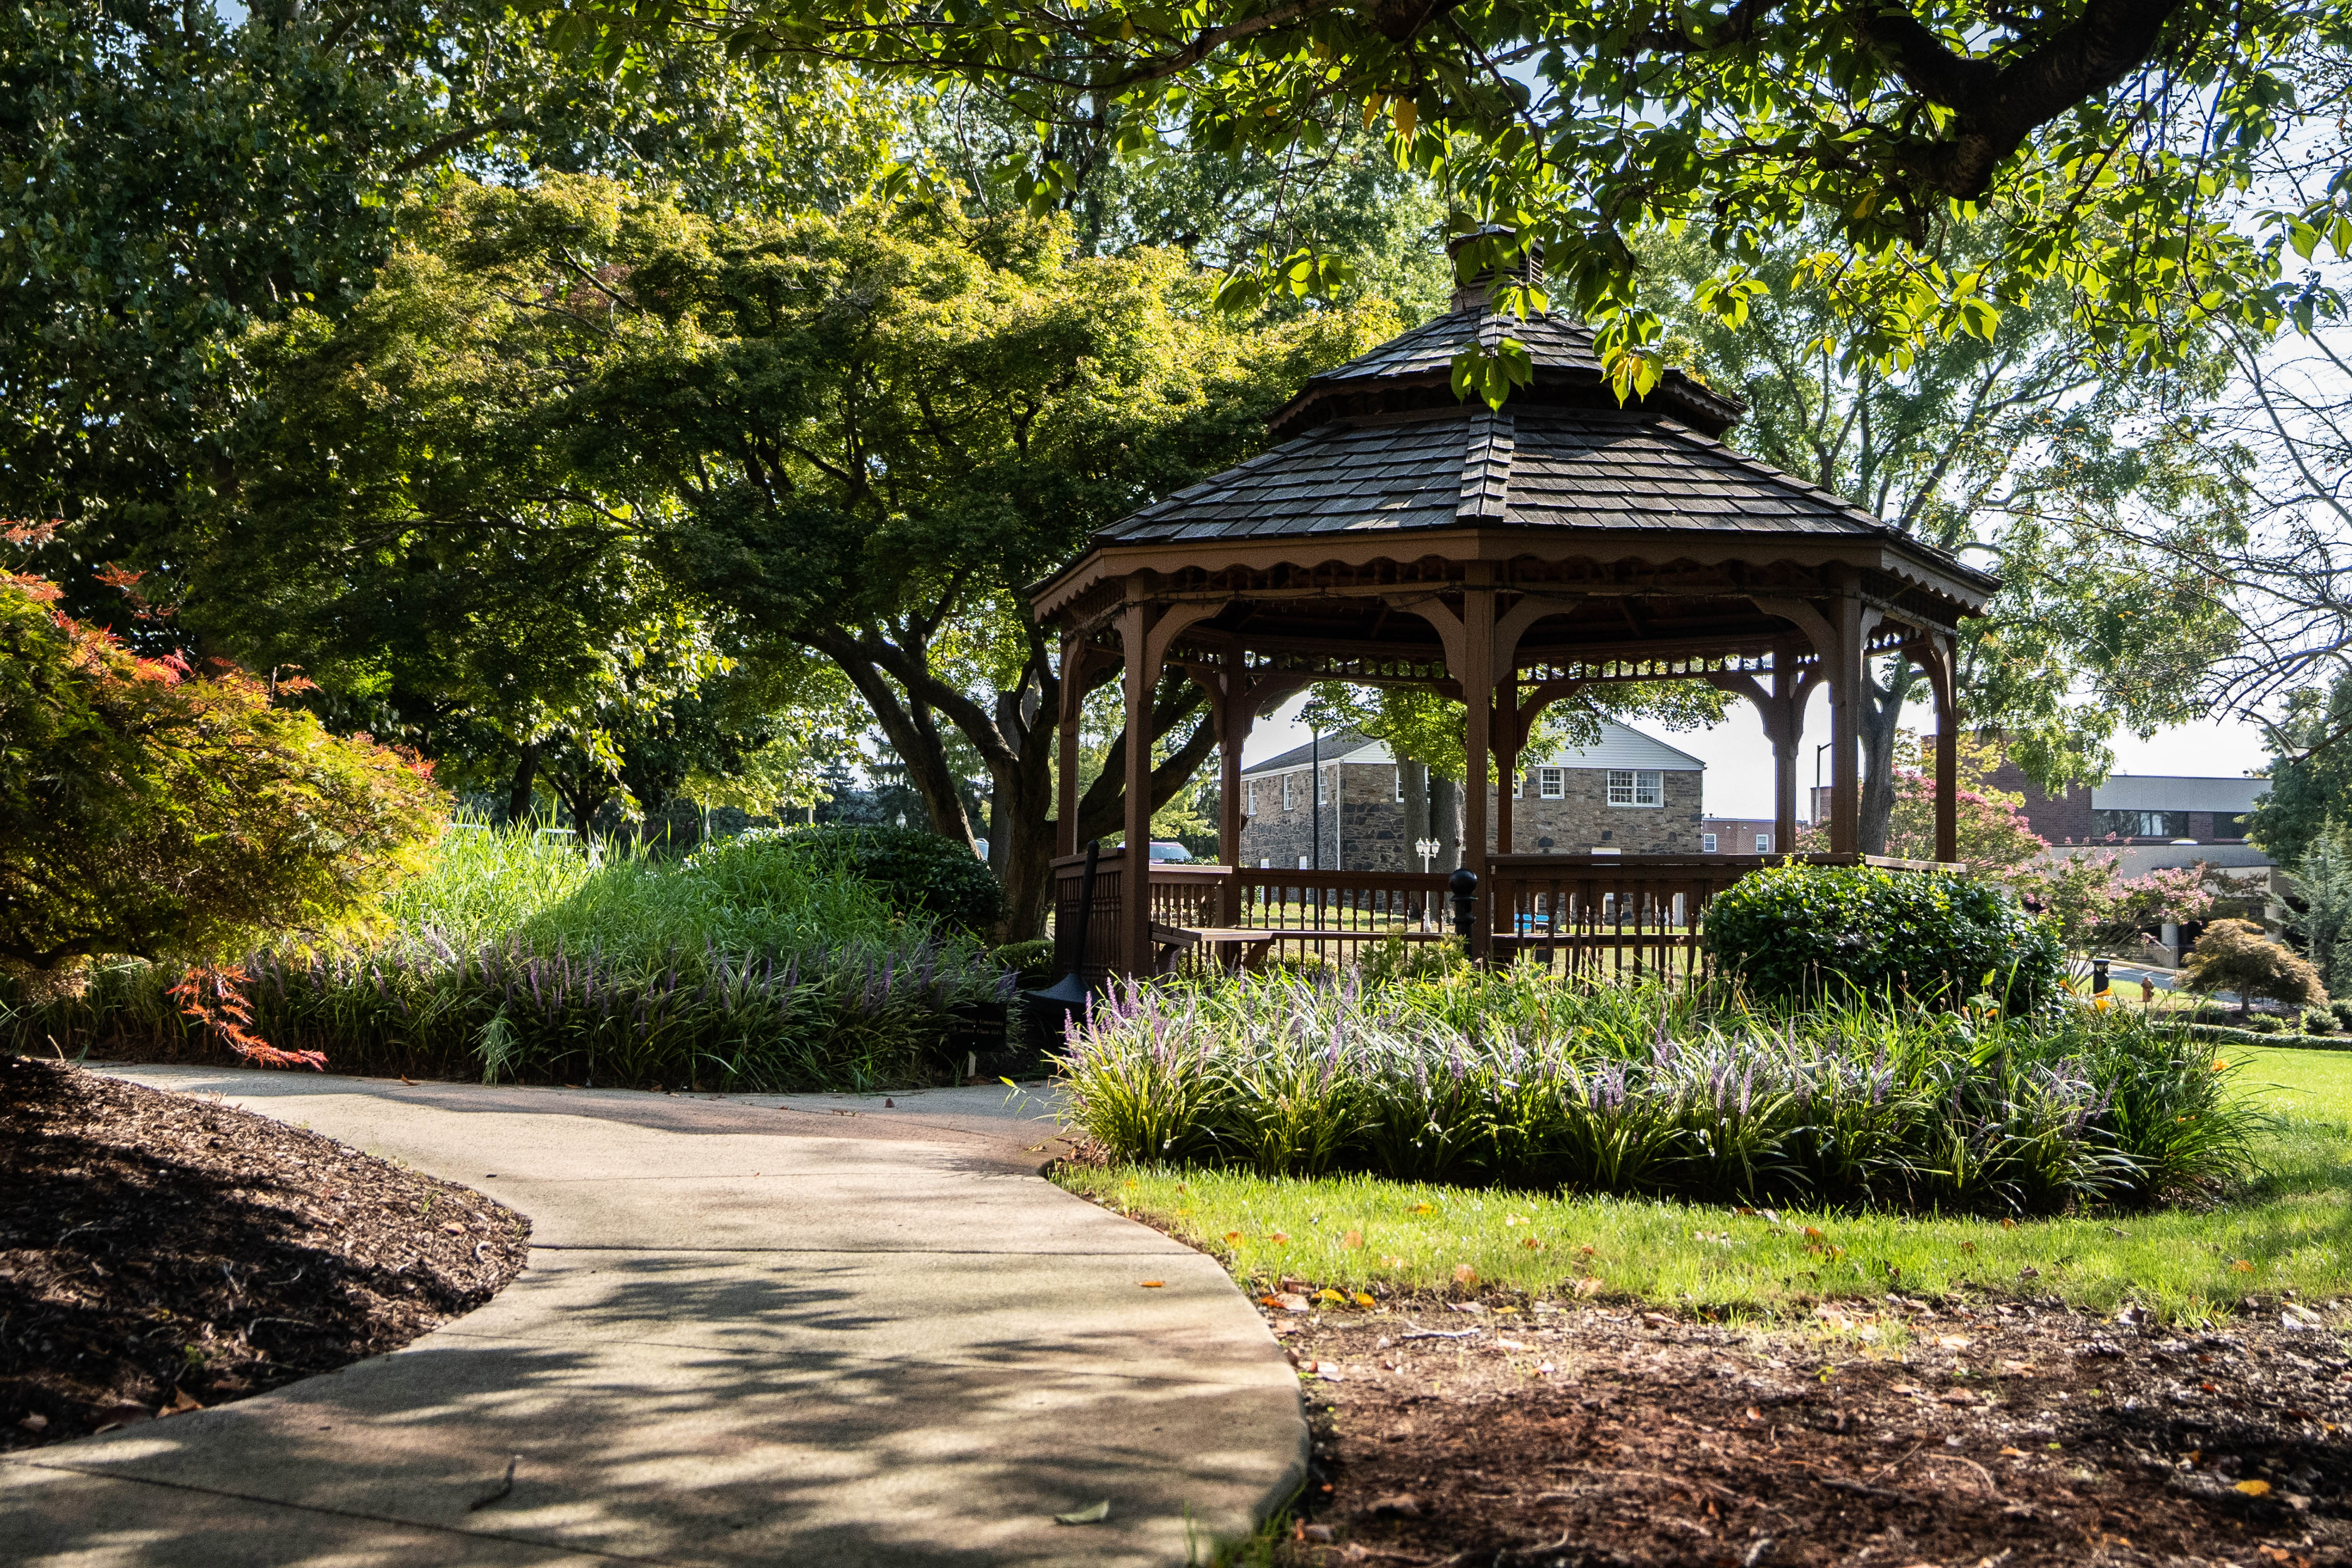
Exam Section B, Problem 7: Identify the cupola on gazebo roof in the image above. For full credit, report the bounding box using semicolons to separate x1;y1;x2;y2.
1030;233;1998;977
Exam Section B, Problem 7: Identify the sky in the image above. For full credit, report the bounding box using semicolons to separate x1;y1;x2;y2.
1238;690;2274;819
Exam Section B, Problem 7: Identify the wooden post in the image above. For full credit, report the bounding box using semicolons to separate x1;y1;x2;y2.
1494;675;1517;856
1462;567;1497;960
1056;633;1084;858
1120;581;1159;978
1928;635;1959;864
1216;664;1248;924
1829;573;1864;855
1772;654;1803;855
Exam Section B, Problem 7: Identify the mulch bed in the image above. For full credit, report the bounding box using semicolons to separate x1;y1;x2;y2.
1260;1287;2352;1567
0;1056;528;1450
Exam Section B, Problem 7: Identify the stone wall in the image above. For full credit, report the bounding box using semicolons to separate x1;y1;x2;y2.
1491;768;1704;854
1240;764;1708;864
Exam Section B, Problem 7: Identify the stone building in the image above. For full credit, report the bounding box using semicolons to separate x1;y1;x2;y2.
1238;720;1707;871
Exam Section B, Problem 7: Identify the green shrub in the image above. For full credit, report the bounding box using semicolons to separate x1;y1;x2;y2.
1703;862;2061;1012
2303;1007;2337;1036
991;938;1057;988
688;825;1003;935
1360;934;1469;985
2332;999;2352;1031
2241;1014;2284;1035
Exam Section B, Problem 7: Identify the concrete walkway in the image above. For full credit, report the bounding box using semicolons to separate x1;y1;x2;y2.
1;1069;1304;1567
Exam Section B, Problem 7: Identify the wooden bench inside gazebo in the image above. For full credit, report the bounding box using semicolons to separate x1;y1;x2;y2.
1030;237;1995;983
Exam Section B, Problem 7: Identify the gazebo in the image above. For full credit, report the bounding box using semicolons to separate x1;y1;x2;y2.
1030;239;1996;980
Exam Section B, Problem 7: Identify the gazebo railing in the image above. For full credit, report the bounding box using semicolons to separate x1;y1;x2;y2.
1051;850;1956;983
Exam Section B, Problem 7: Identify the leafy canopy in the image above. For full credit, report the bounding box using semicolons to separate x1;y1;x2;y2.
564;0;2339;393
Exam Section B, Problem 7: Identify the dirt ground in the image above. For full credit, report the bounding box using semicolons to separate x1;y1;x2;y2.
0;1057;528;1449
1256;1283;2352;1568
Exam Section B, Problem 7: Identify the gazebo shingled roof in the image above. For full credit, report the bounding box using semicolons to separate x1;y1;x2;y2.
1030;236;1997;977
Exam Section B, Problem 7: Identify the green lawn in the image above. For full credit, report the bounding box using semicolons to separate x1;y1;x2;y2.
1055;1046;2352;1325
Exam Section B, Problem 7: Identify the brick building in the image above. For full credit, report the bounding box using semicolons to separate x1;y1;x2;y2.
1807;755;2262;848
1238;720;1707;870
1699;816;1784;855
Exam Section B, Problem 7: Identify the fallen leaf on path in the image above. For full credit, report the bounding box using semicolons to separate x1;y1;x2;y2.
1224;1231;1242;1242
1270;1232;1290;1244
161;1387;203;1416
1139;1281;1165;1288
1573;1276;1605;1297
1343;1229;1364;1249
1055;1500;1110;1525
2236;1479;2273;1497
2000;1447;2025;1457
17;1413;47;1432
1355;1293;1375;1307
1453;1263;1478;1286
1934;1334;1971;1348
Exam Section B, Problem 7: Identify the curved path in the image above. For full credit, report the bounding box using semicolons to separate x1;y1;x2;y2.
1;1068;1303;1567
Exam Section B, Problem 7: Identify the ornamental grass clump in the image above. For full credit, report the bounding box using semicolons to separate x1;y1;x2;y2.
1056;971;2258;1215
11;822;1012;1091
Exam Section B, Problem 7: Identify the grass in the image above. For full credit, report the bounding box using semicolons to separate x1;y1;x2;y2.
1055;1045;2352;1326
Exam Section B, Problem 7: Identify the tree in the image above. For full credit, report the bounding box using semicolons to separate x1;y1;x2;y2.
2247;672;2350;866
573;0;2328;391
2287;826;2352;998
1649;225;2245;851
0;549;446;995
1884;736;2049;882
2182;918;2327;1017
0;0;895;635
554;189;1393;934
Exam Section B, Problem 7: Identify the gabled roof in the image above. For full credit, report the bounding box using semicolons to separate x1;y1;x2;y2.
1241;719;1706;778
1240;730;1384;776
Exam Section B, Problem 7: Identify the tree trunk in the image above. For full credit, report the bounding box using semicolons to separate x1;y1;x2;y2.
1401;758;1431;864
506;740;540;826
1858;652;1914;856
1431;773;1462;872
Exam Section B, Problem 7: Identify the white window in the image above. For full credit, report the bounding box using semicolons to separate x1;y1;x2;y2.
1755;833;1771;853
1538;767;1566;800
1259;857;1271;869
1513;770;1525;798
1281;774;1295;811
1394;767;1404;802
1298;854;1310;870
1606;769;1662;807
1316;767;1329;805
1244;780;1257;817
1702;833;1718;853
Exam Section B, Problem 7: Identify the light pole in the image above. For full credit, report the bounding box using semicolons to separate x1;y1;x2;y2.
1416;837;1440;874
1309;725;1321;873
